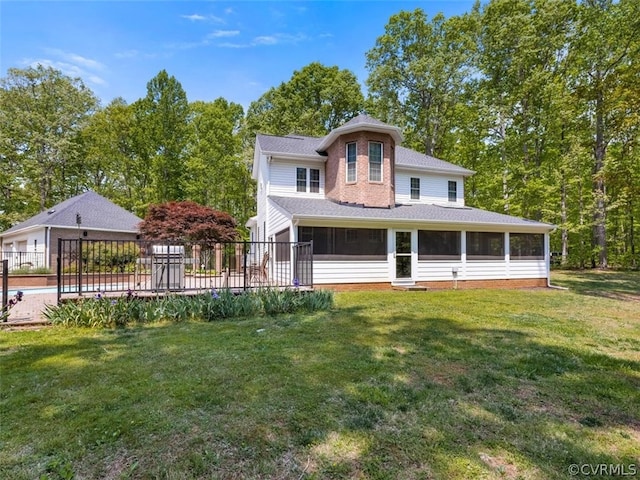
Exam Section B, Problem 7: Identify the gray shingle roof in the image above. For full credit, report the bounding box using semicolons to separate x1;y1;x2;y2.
395;146;473;175
257;134;324;158
256;133;473;175
1;191;142;235
341;113;391;128
270;196;554;230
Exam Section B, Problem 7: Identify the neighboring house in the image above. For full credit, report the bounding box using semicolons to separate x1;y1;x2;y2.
1;191;142;271
247;114;555;288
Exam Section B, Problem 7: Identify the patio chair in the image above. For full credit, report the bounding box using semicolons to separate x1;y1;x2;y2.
249;252;269;285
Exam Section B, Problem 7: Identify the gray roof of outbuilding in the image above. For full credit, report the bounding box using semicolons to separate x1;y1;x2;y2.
256;133;474;175
1;191;142;235
270;196;554;230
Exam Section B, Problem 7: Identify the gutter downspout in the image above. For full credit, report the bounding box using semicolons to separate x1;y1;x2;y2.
546;227;568;290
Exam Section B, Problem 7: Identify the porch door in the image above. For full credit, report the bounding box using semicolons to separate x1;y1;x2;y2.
395;231;412;279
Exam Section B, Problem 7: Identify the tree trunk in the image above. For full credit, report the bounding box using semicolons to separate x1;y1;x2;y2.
592;85;607;269
561;171;568;265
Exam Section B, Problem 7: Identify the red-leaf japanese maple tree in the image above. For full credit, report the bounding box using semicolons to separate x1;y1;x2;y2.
138;201;238;244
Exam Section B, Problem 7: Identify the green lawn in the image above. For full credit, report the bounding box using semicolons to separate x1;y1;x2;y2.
1;271;639;479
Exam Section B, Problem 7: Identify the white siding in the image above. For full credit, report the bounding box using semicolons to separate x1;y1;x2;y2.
417;259;546;281
312;261;389;284
272;261;293;285
509;260;547;278
464;261;509;279
395;170;465;206
267;200;291;238
416;261;464;281
269;160;325;198
1;228;48;269
254;153;269;241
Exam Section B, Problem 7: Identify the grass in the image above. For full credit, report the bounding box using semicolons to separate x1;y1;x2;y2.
1;271;639;479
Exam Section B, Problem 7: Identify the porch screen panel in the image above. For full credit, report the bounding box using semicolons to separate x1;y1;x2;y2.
466;232;505;260
298;227;387;260
510;233;544;260
418;230;461;260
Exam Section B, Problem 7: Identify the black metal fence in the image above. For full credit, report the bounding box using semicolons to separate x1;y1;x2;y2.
57;239;313;302
1;260;7;318
1;251;46;271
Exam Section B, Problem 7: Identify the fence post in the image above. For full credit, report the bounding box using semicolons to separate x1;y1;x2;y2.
310;240;313;288
56;254;61;305
78;238;83;296
243;241;247;292
2;259;8;320
57;238;62;304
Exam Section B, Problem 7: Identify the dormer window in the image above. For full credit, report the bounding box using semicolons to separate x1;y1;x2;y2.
346;143;357;183
411;177;420;200
369;142;382;182
448;181;457;202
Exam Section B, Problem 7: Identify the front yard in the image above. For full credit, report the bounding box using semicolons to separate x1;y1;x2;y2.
1;271;638;479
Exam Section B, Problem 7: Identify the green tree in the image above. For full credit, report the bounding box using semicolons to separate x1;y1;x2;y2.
476;0;576;218
244;62;365;140
569;0;640;268
79;97;151;214
366;8;479;157
138;201;238;243
137;70;190;203
0;65;98;227
185;99;253;227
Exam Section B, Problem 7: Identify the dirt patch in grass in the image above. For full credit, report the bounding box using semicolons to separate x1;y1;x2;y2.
417;361;468;388
479;451;521;479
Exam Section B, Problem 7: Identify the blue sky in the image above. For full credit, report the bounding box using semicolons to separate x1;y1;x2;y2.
1;1;476;109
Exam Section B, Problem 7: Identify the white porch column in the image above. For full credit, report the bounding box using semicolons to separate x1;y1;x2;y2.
460;230;467;279
505;232;511;278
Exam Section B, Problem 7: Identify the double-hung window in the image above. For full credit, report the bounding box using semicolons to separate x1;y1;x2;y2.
346;143;357;183
369;142;382;182
309;169;320;193
411;177;420;200
297;167;320;193
296;168;307;192
448;181;457;202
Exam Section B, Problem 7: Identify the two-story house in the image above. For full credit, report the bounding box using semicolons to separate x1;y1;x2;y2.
247;114;554;289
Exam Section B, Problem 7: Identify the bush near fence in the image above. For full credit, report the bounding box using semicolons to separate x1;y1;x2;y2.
43;288;334;328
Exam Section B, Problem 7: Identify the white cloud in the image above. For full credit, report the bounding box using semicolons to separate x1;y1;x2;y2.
24;48;108;89
24;58;107;87
216;42;250;49
182;13;206;21
253;35;278;46
181;13;224;23
43;48;105;70
213;32;309;49
207;30;240;39
251;33;307;46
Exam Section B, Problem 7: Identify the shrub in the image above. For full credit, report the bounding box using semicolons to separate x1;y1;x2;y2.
259;288;304;315
43;288;334;328
81;241;141;273
9;266;51;275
